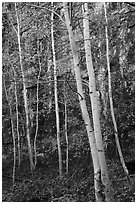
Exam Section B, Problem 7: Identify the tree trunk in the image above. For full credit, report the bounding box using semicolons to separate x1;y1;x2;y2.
34;37;42;167
3;78;16;185
15;3;34;172
64;80;69;174
9;60;21;168
63;3;104;201
82;3;114;201
47;58;53;114
51;2;63;178
104;2;131;185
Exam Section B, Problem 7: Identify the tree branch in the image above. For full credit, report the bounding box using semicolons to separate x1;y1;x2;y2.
26;3;65;24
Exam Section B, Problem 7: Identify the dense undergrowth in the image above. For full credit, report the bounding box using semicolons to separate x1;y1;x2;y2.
2;150;135;202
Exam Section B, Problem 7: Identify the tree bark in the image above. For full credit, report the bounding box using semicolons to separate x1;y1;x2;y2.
9;60;21;168
63;3;104;201
51;2;63;178
64;80;69;174
3;78;16;185
47;58;53;114
34;37;42;167
82;3;114;201
15;3;34;172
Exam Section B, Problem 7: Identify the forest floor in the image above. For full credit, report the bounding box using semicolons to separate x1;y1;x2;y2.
2;153;135;202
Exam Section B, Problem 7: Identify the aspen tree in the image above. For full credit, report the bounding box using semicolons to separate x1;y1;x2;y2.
51;2;63;178
47;58;53;114
9;60;21;168
15;3;34;171
82;3;114;201
63;3;105;201
64;80;69;174
34;37;42;167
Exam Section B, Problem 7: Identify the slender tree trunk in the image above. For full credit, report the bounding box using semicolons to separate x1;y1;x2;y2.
47;58;53;114
34;37;42;167
51;2;62;178
64;80;69;174
14;77;20;168
63;3;104;201
104;2;130;185
15;3;34;171
82;3;114;201
9;61;21;168
3;78;16;185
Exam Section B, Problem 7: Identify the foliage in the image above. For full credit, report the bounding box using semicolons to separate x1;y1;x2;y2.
2;2;135;202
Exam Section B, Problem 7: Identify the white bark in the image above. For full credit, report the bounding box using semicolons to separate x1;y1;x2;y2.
15;3;34;171
51;2;62;178
47;59;53;114
64;80;69;174
83;3;114;201
9;60;21;168
34;37;42;167
63;3;104;201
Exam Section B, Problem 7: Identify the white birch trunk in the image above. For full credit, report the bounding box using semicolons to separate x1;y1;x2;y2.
63;3;104;201
34;37;42;167
15;3;34;171
10;61;21;168
64;80;69;174
82;3;114;201
51;3;62;178
47;59;53;114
